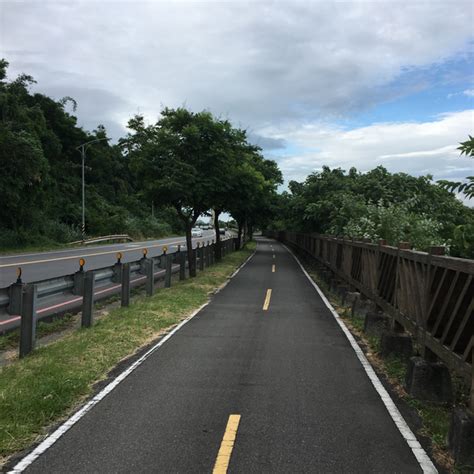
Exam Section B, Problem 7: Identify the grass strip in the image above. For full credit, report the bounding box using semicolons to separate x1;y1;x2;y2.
0;242;255;463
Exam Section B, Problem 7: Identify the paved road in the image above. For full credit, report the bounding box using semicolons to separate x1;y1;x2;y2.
0;231;216;287
15;238;431;473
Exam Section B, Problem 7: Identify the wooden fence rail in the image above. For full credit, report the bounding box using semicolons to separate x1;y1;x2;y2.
269;231;474;386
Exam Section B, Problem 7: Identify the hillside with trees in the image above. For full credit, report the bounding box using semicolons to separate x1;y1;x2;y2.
0;60;281;252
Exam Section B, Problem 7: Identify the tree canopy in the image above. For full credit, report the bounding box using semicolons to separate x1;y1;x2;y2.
122;107;281;274
270;165;474;258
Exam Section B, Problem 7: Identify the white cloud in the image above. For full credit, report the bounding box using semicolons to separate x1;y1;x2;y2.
1;1;472;133
1;0;473;188
262;110;474;183
464;89;474;97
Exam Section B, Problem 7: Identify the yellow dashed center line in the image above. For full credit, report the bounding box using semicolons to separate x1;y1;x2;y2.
213;414;241;474
272;264;275;273
263;289;272;311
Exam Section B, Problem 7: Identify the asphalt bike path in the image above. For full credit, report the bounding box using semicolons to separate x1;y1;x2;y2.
16;238;430;473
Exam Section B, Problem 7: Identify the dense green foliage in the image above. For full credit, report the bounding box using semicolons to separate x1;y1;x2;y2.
2;58;472;260
270;165;474;258
0;60;180;248
438;135;474;200
121;108;281;273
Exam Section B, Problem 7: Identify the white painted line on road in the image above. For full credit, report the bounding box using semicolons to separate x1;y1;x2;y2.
0;240;184;268
0;235;221;268
8;247;257;473
272;264;275;273
284;245;438;474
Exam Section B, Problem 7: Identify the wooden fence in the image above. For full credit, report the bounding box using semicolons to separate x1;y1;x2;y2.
269;231;473;387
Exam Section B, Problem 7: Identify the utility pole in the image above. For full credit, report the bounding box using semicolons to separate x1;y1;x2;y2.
76;137;110;241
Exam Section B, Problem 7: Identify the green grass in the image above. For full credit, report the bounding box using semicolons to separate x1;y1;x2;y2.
0;242;255;462
406;398;451;448
0;314;76;351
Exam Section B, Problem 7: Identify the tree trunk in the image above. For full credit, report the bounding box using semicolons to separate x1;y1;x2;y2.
237;221;243;250
214;209;221;261
248;222;254;240
185;224;196;277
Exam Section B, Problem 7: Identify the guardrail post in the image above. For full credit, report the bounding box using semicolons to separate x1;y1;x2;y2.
19;284;37;358
145;259;154;296
82;271;95;328
8;268;23;315
139;249;148;274
178;246;186;280
210;243;215;265
113;252;123;283
198;243;204;271
165;253;172;288
193;244;198;272
205;242;211;267
121;263;131;307
73;258;86;295
160;247;168;270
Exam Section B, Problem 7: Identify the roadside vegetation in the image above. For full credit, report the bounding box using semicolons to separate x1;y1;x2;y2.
0;59;281;252
0;242;255;465
269;150;474;258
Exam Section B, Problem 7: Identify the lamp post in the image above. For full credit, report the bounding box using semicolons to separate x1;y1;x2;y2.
76;137;110;241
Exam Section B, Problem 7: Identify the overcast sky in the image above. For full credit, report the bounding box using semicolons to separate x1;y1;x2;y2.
1;0;473;189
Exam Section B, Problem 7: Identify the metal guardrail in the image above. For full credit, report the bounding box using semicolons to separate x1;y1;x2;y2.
6;237;239;357
0;237;237;321
268;231;474;387
68;234;133;245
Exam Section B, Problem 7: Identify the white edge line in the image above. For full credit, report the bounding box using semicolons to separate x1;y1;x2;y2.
281;243;438;474
8;246;257;473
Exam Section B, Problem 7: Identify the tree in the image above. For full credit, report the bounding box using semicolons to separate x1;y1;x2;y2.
438;136;474;199
270;165;474;257
0;59;184;249
126;108;231;276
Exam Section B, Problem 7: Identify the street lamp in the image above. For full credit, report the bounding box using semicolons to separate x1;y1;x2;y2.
76;137;110;241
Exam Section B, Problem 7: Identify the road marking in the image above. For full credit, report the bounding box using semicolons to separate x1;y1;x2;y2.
0;239;186;268
8;249;257;473
272;254;275;259
272;264;275;273
263;289;272;310
213;415;241;474
284;244;438;474
0;235;218;269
